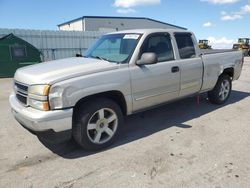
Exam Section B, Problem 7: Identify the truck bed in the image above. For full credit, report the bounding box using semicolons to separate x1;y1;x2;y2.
201;49;236;55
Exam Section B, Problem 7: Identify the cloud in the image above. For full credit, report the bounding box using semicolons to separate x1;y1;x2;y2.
114;0;160;8
116;8;136;14
207;36;236;49
201;0;239;4
220;4;250;21
203;22;213;27
240;5;250;14
221;14;242;20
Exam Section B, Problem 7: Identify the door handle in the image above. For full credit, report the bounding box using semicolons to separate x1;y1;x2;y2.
171;66;179;73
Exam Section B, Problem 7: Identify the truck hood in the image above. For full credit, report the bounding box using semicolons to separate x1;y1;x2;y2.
14;57;119;85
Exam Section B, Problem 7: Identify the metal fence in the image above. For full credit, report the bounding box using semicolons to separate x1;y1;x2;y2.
0;28;105;61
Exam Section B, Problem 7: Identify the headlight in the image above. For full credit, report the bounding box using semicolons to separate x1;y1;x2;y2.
28;84;50;111
28;84;50;96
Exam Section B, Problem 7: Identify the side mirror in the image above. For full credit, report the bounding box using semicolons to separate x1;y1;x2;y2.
136;52;157;66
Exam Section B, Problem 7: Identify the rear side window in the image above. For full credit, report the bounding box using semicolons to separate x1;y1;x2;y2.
141;33;174;62
175;33;196;59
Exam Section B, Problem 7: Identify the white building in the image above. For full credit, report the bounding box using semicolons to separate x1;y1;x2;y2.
58;16;186;32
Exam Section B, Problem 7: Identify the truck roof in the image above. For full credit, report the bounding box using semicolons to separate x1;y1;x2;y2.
108;28;191;35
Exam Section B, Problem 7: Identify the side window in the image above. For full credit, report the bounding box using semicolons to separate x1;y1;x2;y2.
175;33;196;59
141;33;174;62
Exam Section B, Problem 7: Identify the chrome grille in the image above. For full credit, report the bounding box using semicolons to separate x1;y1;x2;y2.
14;81;28;105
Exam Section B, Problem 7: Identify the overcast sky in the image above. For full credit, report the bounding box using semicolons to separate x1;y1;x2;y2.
0;0;250;48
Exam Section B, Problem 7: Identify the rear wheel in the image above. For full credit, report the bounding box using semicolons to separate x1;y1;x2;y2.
208;74;232;104
73;98;123;150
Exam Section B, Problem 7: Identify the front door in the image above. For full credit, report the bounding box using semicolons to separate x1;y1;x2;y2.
130;33;181;112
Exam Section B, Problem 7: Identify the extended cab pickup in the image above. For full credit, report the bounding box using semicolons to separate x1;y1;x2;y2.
9;29;244;150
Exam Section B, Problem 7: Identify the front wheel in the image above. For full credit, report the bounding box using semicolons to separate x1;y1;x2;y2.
208;74;232;104
73;98;123;150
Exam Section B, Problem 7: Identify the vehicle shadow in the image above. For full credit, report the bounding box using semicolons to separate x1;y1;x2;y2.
38;90;250;159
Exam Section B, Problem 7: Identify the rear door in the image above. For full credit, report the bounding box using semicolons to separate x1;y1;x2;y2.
130;32;180;112
174;33;203;97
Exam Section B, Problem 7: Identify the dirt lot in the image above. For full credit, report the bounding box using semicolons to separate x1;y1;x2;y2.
1;58;250;188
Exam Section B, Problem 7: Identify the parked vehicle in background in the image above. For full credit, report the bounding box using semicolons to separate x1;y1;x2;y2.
9;29;244;150
233;38;250;56
198;39;211;49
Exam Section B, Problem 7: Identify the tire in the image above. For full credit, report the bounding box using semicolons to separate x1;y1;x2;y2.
72;98;123;150
208;74;232;105
248;50;250;56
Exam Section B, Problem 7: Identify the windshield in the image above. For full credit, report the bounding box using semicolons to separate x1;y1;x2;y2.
199;40;208;44
84;33;141;63
239;38;249;44
239;39;244;43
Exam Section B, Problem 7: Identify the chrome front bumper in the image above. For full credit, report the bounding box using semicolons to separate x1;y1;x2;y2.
9;94;73;132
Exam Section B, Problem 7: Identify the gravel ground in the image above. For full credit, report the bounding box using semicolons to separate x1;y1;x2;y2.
0;58;250;188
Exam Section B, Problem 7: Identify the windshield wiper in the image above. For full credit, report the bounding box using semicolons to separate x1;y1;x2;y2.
91;55;106;61
90;56;119;64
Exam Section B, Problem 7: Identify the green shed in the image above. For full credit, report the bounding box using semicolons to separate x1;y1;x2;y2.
0;33;41;77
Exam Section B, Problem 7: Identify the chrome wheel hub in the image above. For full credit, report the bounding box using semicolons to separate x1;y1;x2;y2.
219;80;230;101
87;108;118;144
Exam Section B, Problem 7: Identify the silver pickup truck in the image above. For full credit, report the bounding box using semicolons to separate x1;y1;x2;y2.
9;29;243;150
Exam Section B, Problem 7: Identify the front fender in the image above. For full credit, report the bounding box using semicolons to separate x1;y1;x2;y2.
48;67;132;114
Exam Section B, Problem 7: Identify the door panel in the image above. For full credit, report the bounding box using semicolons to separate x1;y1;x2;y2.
130;61;180;112
130;32;181;112
174;33;203;97
179;57;203;97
